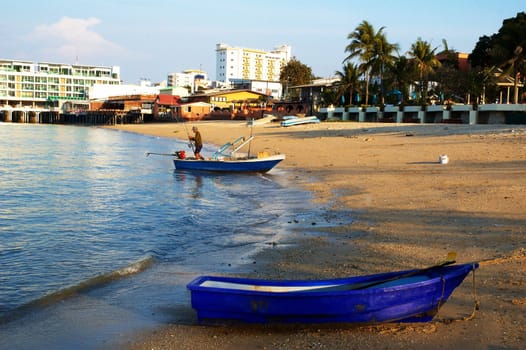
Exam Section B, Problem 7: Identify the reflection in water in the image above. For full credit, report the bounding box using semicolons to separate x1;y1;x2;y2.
174;171;204;199
192;175;203;198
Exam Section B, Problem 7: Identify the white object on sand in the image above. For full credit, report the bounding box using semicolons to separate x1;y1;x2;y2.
439;155;449;164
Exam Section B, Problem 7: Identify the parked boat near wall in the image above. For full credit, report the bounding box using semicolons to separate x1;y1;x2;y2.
280;115;320;127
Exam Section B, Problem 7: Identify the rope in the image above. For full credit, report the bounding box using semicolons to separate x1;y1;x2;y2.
435;264;480;324
478;249;526;266
436;249;525;323
464;264;481;321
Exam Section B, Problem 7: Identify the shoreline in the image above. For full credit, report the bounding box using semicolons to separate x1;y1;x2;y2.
105;121;526;349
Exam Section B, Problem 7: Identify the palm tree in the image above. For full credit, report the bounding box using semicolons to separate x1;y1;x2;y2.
344;20;377;105
370;33;399;104
408;38;441;104
384;55;414;104
334;62;360;105
344;20;399;106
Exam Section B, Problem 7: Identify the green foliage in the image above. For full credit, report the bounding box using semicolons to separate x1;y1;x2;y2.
279;58;314;87
407;38;441;104
320;88;341;107
469;12;525;103
279;58;314;100
470;11;526;73
408;38;441;80
334;62;361;106
344;20;398;105
304;11;526;108
383;55;414;103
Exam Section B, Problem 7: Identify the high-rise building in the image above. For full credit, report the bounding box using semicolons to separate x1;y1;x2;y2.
215;43;291;83
0;59;120;108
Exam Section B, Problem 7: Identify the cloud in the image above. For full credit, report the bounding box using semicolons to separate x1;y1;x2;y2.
24;17;126;64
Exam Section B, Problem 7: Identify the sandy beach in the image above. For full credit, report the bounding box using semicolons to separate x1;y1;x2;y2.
107;121;526;350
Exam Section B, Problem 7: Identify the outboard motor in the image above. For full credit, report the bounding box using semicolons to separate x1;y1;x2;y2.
175;150;186;159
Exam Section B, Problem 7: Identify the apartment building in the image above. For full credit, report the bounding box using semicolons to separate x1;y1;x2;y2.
167;69;209;93
215;43;291;83
0;59;121;109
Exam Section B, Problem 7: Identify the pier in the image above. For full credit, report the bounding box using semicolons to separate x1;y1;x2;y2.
0;107;145;125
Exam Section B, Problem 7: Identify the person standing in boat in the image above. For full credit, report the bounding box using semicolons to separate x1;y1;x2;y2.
189;126;203;159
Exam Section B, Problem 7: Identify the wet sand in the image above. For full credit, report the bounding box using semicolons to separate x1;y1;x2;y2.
106;121;526;349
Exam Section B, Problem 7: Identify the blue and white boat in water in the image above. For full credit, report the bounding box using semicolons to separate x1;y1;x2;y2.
173;154;285;173
172;135;285;173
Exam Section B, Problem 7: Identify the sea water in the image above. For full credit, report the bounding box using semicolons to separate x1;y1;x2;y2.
0;123;343;348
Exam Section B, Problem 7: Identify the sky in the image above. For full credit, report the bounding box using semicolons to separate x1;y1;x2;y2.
1;0;523;84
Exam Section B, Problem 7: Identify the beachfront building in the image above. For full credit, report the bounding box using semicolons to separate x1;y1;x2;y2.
436;52;470;72
167;69;210;93
186;89;271;120
229;79;283;100
0;59;120;112
215;43;291;84
89;80;160;100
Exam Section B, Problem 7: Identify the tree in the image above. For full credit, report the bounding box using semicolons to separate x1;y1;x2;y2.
320;87;341;107
279;58;314;99
344;20;398;105
383;55;414;104
470;35;494;68
371;31;399;104
470;12;526;103
344;20;377;105
496;13;526;103
408;38;441;104
438;39;459;69
334;62;360;105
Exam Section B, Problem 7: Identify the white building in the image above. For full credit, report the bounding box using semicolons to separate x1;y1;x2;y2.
88;82;160;100
215;43;291;83
0;59;120;108
167;69;209;93
229;79;284;100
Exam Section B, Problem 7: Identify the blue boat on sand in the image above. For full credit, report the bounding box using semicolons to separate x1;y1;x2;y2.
187;262;478;324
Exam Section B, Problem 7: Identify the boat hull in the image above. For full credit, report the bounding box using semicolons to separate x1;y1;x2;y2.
280;116;320;127
187;263;478;324
173;154;285;173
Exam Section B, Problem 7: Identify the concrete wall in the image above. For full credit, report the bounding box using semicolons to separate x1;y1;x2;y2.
320;104;526;124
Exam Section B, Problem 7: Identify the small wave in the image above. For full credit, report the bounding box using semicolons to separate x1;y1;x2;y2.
112;257;154;276
0;255;154;324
